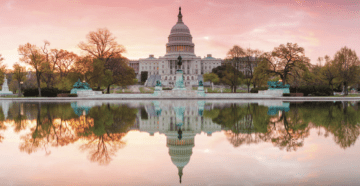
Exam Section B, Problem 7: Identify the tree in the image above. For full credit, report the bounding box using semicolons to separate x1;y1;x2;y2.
104;57;136;93
78;28;126;89
40;41;57;88
261;43;310;85
141;71;148;84
212;64;244;92
74;55;93;82
203;73;219;89
252;60;270;88
320;55;339;91
18;43;45;97
332;46;360;95
243;48;262;92
12;63;27;96
221;64;244;93
0;54;7;85
226;45;246;92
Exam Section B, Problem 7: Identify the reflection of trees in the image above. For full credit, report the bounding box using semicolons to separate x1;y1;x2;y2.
210;101;360;151
74;104;137;165
7;103;27;133
210;103;311;151
306;102;360;149
79;133;126;165
0;107;5;142
17;102;137;165
266;108;310;152
210;104;271;147
19;103;79;154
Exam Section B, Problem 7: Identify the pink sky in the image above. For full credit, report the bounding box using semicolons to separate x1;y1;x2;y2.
0;0;359;68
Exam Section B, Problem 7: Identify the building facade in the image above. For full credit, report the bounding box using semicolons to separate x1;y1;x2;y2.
132;7;222;87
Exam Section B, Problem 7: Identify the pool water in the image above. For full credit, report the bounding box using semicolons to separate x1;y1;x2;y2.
0;100;359;185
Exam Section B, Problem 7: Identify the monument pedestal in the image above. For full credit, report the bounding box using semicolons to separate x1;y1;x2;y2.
0;75;13;95
173;70;186;91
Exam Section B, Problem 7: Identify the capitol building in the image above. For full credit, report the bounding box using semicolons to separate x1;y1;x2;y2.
130;7;222;87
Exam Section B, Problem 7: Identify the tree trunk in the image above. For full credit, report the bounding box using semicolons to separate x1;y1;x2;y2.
344;82;348;95
107;85;110;94
18;82;21;97
36;73;42;97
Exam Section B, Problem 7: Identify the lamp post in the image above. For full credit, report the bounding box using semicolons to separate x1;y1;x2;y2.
19;81;23;97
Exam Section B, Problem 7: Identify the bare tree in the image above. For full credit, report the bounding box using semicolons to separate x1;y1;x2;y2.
18;43;45;96
261;43;310;85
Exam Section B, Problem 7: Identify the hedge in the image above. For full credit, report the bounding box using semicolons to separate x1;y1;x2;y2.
290;85;333;96
23;88;63;97
250;87;268;93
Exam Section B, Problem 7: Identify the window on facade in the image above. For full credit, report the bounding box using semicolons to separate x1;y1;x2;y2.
174;76;176;80
187;76;189;80
165;76;167;80
195;70;198;74
191;76;194;80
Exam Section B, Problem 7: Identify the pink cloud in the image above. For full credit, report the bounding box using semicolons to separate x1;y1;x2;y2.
0;0;359;67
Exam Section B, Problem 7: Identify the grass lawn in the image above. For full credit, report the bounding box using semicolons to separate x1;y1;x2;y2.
139;87;154;93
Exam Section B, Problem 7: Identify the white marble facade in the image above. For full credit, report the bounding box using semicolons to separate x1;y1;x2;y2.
135;7;222;87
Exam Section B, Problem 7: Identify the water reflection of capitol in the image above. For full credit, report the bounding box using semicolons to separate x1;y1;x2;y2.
138;101;222;183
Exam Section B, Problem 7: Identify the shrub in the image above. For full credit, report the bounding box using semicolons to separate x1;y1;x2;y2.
283;93;291;96
57;93;69;97
68;94;78;97
23;87;61;97
290;85;333;96
250;87;268;93
163;87;172;90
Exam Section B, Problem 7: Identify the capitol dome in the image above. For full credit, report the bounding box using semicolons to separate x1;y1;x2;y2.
170;21;190;34
166;7;195;55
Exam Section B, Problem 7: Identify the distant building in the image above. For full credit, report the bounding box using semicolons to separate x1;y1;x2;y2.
129;7;222;87
129;60;139;78
223;56;259;77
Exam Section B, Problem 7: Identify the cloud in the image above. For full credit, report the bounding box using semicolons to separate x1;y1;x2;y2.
3;0;14;10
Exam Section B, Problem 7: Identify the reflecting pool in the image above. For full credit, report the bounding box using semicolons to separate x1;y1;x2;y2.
1;100;360;185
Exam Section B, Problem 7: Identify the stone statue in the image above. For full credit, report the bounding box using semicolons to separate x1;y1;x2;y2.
267;81;290;88
199;80;203;86
177;55;182;69
156;80;162;87
70;79;92;94
73;79;91;89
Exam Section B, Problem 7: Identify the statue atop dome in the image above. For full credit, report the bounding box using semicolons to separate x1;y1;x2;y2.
177;7;183;23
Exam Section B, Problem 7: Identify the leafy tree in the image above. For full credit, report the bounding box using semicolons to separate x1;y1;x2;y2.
211;64;244;92
222;64;244;93
332;46;360;95
261;43;310;85
12;63;27;96
0;54;6;85
203;72;219;88
252;60;270;87
226;45;246;92
104;57;136;93
320;55;339;91
18;43;45;96
141;71;148;84
243;48;262;92
78;28;126;89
